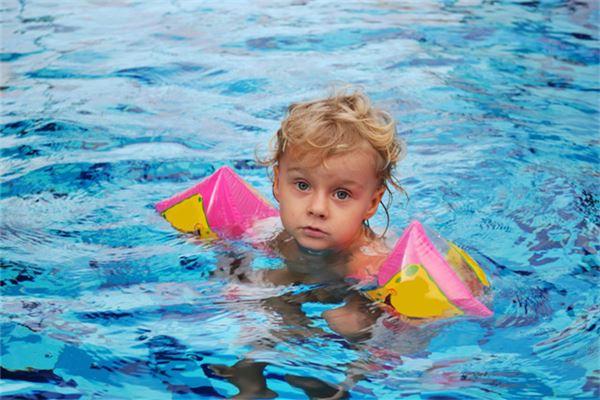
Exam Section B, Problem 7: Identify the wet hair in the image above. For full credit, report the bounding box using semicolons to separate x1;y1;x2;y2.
260;88;406;234
262;88;404;191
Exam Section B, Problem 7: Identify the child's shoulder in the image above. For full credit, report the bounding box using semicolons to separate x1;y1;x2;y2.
346;235;390;285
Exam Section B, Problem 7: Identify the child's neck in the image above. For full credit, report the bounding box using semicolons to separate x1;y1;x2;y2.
297;244;334;257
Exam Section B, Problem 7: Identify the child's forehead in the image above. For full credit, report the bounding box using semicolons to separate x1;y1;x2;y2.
283;140;378;163
281;142;380;171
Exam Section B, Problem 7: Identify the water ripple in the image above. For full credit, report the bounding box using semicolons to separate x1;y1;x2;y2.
2;0;598;398
1;160;215;197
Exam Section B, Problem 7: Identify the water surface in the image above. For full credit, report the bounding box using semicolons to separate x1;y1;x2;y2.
1;0;598;398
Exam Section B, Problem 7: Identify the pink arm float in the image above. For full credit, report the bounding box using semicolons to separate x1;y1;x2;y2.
155;166;278;238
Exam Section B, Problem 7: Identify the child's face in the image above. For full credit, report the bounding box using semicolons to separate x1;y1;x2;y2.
273;144;385;253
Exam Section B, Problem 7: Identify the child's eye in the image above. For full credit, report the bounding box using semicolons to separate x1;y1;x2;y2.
295;181;310;191
334;190;350;200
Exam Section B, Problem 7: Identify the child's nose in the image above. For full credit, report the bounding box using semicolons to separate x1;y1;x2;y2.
307;192;328;218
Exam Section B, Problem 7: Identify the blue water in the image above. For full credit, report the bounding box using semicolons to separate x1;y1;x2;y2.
1;0;598;398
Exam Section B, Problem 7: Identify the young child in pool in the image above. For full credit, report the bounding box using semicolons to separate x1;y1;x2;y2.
210;89;407;399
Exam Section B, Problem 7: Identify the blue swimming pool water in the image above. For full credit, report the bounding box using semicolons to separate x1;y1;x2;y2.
1;0;598;398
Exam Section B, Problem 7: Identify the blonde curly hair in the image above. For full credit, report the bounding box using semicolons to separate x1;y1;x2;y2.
261;88;405;195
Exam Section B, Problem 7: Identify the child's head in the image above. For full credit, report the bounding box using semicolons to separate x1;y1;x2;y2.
262;89;405;253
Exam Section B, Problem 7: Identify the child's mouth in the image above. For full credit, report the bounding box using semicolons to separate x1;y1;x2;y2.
301;226;327;238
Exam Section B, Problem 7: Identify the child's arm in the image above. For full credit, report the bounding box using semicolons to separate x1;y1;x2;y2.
322;293;383;341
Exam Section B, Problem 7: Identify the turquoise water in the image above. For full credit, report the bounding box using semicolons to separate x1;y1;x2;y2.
1;0;598;398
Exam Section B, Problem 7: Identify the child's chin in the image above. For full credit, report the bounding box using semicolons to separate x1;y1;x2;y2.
295;239;335;256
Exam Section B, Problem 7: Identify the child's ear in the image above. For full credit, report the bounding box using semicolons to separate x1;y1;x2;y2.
272;165;280;202
364;186;385;219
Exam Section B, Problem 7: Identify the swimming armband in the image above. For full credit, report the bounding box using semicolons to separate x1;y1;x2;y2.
155;165;278;239
365;220;492;318
156;166;492;318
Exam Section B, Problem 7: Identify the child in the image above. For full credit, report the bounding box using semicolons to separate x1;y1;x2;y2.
209;89;407;399
261;88;404;288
